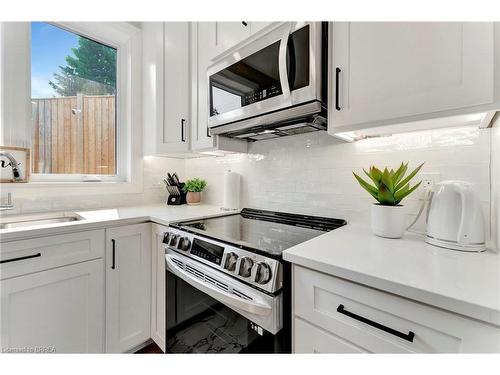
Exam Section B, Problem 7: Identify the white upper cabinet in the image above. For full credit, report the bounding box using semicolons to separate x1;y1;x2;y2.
212;22;251;58
190;22;247;153
328;22;496;135
143;22;190;155
210;22;274;60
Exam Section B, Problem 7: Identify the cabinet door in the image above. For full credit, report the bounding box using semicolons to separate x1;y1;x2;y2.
294;318;367;353
164;22;190;152
142;22;190;155
0;259;105;353
190;22;215;150
150;224;166;352
106;223;152;353
329;22;494;133
212;22;251;58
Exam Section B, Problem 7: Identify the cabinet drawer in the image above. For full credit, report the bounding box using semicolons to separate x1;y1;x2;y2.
294;266;500;353
1;230;105;280
294;317;367;353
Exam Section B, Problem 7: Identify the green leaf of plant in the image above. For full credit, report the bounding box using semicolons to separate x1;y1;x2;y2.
369;166;383;185
363;169;379;187
394;183;409;202
381;168;395;194
353;172;378;200
377;184;396;205
395;181;422;203
393;162;407;185
395;163;424;192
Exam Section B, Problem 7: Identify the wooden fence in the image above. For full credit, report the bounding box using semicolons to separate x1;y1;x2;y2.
31;94;116;175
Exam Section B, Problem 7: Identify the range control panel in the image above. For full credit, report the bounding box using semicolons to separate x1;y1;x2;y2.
163;228;282;293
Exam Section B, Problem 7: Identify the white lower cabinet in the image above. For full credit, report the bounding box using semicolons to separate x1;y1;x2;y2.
105;223;152;353
293;265;500;353
150;224;166;352
294;318;366;353
0;259;105;353
0;230;106;353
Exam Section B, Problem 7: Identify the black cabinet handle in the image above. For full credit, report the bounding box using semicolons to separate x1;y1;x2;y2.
111;239;116;270
242;21;248;27
337;304;415;342
181;119;186;142
0;252;41;264
207;127;211;138
335;67;341;111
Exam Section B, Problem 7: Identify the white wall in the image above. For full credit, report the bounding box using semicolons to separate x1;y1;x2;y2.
491;120;500;252
186;126;493;243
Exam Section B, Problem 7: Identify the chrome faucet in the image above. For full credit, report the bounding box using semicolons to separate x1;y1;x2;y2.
0;193;14;211
0;152;23;182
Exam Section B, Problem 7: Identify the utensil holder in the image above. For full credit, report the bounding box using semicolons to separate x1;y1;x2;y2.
166;183;187;205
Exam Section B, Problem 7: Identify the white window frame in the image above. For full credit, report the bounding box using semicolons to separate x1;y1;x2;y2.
0;22;143;193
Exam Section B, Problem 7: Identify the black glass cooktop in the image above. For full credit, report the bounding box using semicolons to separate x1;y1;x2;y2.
171;208;346;257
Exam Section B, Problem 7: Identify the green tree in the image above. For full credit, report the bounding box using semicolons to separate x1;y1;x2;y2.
49;37;116;96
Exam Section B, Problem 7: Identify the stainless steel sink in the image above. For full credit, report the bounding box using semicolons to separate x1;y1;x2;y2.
0;213;83;230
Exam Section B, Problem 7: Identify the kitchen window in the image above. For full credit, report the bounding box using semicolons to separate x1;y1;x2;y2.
31;22;118;177
0;22;141;188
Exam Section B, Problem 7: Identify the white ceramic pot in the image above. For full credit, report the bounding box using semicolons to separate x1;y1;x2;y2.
370;204;407;239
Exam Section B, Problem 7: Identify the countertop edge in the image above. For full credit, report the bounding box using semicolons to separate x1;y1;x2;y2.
283;251;500;327
0;206;230;243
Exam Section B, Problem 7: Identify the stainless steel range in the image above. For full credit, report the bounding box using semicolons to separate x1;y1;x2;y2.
164;208;346;353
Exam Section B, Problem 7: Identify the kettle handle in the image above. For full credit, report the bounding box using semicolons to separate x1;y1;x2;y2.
455;185;475;245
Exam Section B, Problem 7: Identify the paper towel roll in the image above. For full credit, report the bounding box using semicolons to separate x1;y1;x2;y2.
222;170;240;211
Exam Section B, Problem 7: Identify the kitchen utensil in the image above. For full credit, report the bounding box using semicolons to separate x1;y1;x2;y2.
172;173;180;186
426;181;486;252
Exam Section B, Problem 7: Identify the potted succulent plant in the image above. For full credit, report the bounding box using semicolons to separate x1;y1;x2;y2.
182;178;207;205
353;162;423;239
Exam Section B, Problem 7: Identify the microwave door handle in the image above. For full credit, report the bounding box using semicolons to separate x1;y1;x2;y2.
165;254;272;316
278;23;292;103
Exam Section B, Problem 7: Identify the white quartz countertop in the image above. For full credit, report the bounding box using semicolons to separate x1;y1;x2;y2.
283;222;500;327
0;204;230;242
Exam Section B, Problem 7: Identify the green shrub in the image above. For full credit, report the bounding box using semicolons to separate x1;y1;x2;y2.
183;178;207;193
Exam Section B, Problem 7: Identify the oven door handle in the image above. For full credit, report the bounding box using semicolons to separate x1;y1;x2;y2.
278;22;292;104
166;255;273;316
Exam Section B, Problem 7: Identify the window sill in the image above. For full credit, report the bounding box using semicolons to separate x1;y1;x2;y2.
2;180;143;195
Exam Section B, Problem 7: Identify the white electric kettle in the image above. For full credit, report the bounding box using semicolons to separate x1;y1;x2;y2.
426;181;486;252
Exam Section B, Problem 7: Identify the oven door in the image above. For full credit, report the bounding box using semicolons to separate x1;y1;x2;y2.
165;250;284;353
207;22;322;130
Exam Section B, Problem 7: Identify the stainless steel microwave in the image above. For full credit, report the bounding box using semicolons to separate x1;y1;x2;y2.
207;22;327;141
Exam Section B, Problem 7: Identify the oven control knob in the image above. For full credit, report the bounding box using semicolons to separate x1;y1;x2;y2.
238;257;254;278
255;262;272;284
162;232;171;244
223;252;238;271
177;237;191;251
169;234;179;247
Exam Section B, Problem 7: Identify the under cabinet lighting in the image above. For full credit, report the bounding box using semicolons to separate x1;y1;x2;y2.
333;112;493;143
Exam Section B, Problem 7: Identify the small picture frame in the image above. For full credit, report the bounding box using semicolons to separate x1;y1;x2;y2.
0;146;30;183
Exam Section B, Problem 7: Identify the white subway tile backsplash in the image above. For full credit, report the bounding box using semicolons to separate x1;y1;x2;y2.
186;126;493;241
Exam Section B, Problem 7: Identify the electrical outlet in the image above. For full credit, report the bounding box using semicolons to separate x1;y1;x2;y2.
419;172;441;193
